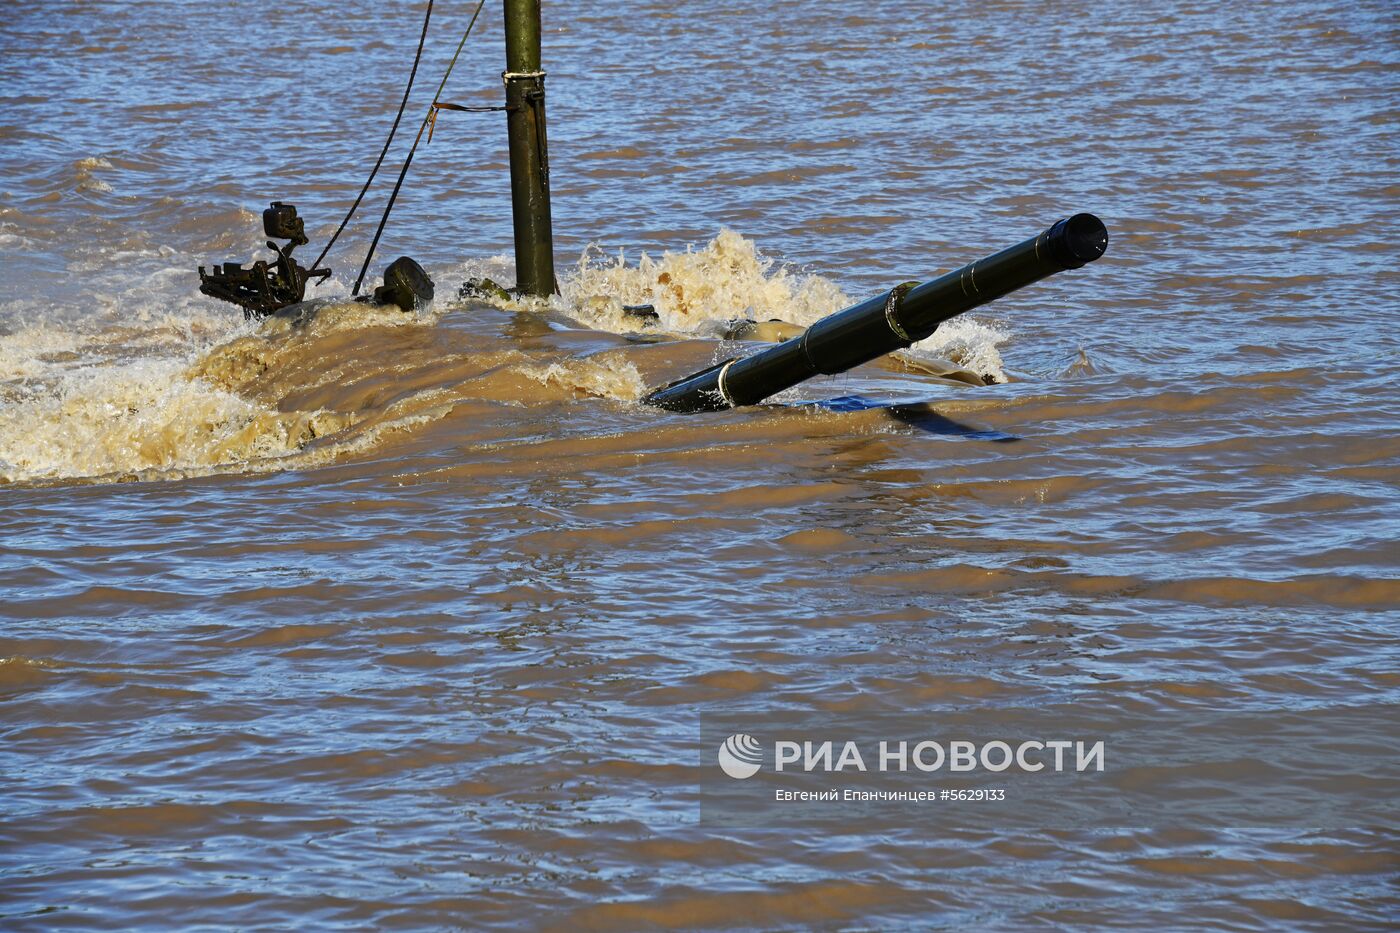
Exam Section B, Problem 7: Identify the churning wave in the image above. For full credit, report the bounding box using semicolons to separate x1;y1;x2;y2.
0;231;1011;486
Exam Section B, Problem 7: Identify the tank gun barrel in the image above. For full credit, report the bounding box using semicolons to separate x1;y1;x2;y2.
644;213;1109;413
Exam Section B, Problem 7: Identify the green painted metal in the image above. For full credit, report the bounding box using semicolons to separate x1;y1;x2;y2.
503;0;556;296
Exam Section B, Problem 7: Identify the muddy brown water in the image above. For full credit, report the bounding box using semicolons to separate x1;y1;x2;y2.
1;0;1397;929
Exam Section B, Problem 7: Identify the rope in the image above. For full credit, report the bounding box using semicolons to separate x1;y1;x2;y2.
353;0;490;297
427;101;508;144
311;1;433;274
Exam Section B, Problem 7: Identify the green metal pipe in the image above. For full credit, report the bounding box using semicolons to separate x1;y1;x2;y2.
502;0;556;296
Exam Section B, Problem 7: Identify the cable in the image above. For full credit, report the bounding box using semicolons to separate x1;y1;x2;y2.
353;0;489;296
311;1;433;274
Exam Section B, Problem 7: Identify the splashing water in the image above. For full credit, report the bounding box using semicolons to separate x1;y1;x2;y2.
538;229;1008;378
0;356;347;483
557;229;851;334
516;357;647;403
0;231;1011;485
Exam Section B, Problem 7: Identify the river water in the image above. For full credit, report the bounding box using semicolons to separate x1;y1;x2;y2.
2;0;1397;928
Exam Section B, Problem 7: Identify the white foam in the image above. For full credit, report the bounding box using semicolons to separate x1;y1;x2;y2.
540;229;1010;381
554;229;852;336
0;356;328;483
900;317;1010;384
